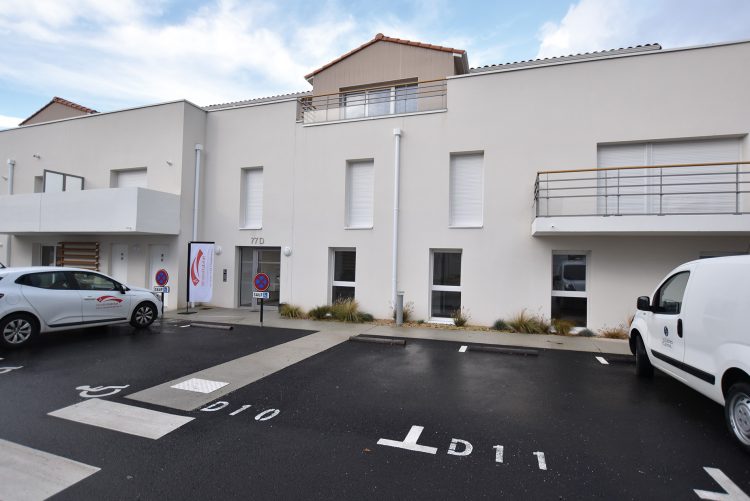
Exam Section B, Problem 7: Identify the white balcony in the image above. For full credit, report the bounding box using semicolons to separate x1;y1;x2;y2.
532;161;750;236
0;187;180;235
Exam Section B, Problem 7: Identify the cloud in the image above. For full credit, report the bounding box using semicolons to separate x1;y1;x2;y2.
536;0;750;59
0;114;22;129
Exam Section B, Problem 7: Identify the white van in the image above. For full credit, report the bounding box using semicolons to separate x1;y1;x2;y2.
629;255;750;451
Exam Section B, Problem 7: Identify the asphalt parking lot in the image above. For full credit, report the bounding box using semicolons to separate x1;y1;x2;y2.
1;320;748;500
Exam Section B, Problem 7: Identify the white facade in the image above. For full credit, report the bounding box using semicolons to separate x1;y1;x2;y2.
1;37;749;330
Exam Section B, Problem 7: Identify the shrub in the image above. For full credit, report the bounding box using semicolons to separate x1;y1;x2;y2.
507;310;550;334
279;303;305;319
578;328;596;337
330;298;362;322
308;305;332;320
416;319;425;325
599;326;629;340
452;307;470;327
359;312;374;322
392;301;414;323
551;318;575;336
493;319;510;331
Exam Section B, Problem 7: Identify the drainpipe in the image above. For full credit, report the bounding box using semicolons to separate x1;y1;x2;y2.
5;159;14;266
392;129;402;309
192;144;203;241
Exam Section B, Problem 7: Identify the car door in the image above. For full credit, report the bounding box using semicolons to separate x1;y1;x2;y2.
18;271;82;328
647;270;691;375
71;271;131;324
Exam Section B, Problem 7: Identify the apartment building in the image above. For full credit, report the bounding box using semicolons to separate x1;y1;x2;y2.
1;34;749;330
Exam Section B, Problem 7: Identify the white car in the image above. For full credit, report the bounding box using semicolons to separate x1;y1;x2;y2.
0;267;162;348
629;255;750;451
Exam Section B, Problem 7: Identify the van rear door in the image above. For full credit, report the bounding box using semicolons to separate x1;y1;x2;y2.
646;270;691;374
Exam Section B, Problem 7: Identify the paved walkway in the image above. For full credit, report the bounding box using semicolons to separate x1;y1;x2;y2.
163;307;631;355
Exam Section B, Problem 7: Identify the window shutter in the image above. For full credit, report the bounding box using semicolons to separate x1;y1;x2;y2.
346;161;374;228
597;144;649;214
116;169;147;188
449;153;483;227
243;168;263;228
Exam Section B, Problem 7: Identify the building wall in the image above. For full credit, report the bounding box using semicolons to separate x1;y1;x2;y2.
22;102;90;126
311;41;457;95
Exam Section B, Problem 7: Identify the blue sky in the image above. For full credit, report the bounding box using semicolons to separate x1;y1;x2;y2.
1;0;750;127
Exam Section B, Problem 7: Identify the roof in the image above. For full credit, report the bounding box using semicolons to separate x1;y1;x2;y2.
304;33;466;82
205;91;312;111
19;96;98;126
469;44;662;74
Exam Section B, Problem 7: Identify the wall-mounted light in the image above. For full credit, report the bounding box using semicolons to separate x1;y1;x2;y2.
32;154;41;159
283;246;292;257
166;160;173;166
215;245;223;255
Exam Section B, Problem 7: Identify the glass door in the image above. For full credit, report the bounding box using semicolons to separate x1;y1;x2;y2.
239;247;280;308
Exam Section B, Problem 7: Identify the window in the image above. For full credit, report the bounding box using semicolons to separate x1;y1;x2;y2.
43;170;83;193
114;168;147;188
449;153;484;227
241;167;263;229
71;272;119;291
17;271;71;290
345;160;374;228
551;253;588;327
343;82;418;119
330;249;356;302
431;250;461;318
653;272;690;314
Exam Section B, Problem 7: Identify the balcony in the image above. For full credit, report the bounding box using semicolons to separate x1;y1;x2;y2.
0;187;180;235
532;161;750;235
298;79;447;125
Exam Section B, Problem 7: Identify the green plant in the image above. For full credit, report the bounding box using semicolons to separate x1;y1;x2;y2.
551;318;575;336
331;298;362;322
452;307;470;327
416;319;425;325
279;303;305;319
493;319;509;331
308;305;332;320
392;301;414;323
359;312;374;322
578;328;596;337
507;310;550;334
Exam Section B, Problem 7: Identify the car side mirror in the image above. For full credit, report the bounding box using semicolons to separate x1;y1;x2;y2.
118;284;127;294
637;296;651;311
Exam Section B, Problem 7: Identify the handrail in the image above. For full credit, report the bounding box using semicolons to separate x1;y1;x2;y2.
537;161;750;175
303;78;447;99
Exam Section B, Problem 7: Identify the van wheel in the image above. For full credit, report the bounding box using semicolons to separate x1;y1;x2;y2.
0;313;39;348
130;302;156;329
635;335;654;378
725;382;750;451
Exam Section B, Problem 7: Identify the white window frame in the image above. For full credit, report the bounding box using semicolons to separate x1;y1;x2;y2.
551;250;590;327
449;152;484;228
429;249;462;323
343;83;418;119
329;248;356;303
43;169;84;193
345;159;374;229
240;167;263;230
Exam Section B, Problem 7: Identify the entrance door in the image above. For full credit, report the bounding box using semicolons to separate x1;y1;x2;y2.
239;247;280;308
148;244;169;306
646;270;690;368
110;244;128;283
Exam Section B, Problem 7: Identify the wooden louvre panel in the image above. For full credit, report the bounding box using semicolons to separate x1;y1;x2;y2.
58;242;100;271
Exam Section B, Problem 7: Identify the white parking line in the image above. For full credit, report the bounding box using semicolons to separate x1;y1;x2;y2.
459;345;468;353
595;356;609;365
377;425;438;455
0;438;100;501
694;467;749;500
533;451;547;470
49;399;194;440
171;378;229;393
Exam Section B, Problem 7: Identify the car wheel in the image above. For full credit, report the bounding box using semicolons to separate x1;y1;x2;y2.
130;302;156;329
635;335;654;378
0;313;39;348
725;382;750;452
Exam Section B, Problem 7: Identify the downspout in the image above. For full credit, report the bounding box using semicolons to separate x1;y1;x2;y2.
6;159;14;266
392;129;402;308
192;144;203;241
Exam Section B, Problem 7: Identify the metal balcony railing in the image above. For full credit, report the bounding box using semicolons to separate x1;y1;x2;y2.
297;79;447;124
534;161;750;217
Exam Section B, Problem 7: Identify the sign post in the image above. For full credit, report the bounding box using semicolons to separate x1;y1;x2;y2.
154;269;170;316
253;272;271;327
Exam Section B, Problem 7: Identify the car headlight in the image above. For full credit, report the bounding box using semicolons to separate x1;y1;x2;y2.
151;292;163;302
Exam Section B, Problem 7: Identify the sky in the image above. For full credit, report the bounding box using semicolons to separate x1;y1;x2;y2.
1;0;750;128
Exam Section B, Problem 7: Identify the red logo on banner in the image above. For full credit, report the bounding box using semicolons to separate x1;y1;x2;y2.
96;295;124;304
191;249;204;286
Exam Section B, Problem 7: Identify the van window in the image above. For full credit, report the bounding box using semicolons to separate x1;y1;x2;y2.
653;271;690;314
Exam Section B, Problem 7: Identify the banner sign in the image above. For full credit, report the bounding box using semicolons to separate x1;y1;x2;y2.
187;241;214;303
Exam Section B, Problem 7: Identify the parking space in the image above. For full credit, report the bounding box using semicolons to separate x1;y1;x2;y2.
1;325;748;500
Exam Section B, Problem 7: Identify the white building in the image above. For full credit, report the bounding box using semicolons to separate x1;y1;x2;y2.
1;34;749;330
